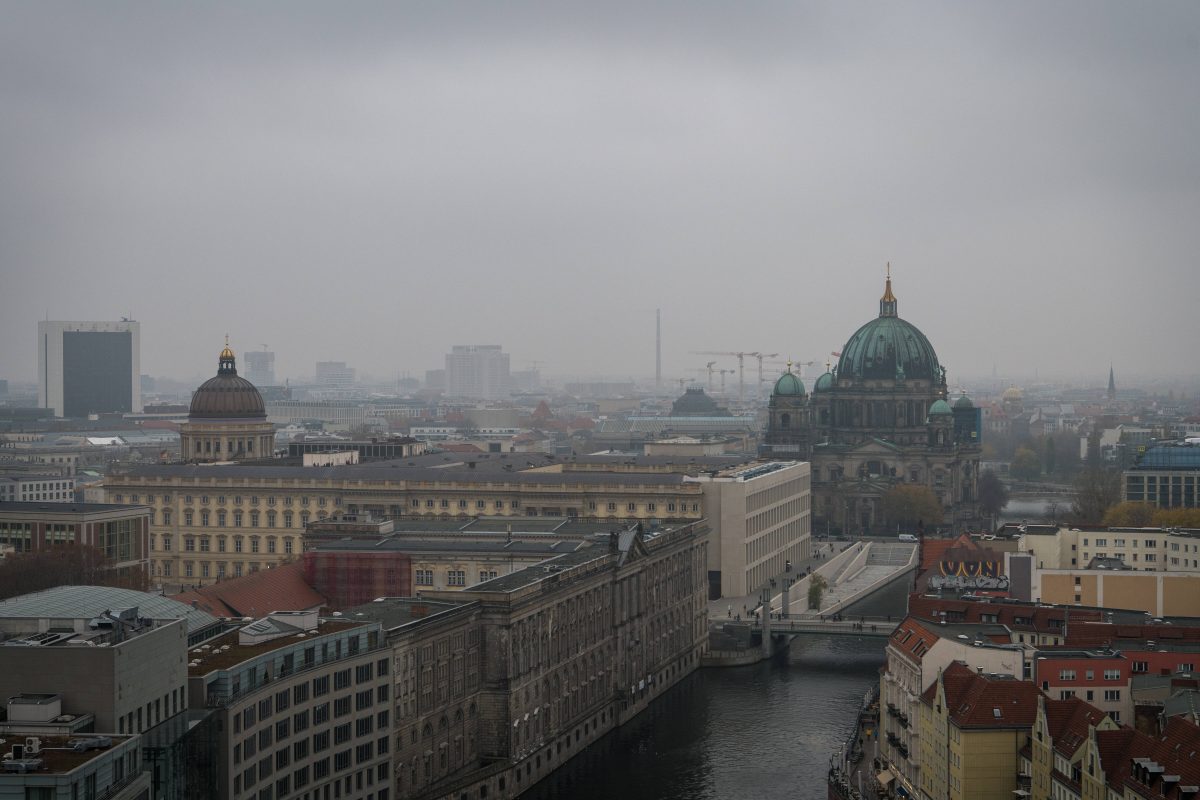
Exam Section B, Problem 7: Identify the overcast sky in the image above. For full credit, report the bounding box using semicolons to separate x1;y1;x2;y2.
2;2;1198;391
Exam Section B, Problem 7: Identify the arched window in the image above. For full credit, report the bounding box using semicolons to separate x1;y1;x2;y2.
780;412;791;429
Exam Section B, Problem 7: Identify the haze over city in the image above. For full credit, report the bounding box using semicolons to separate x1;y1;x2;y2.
3;2;1199;387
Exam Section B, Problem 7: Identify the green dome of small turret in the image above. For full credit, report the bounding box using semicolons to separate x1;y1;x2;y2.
953;394;974;410
813;372;834;392
772;371;805;397
929;399;953;416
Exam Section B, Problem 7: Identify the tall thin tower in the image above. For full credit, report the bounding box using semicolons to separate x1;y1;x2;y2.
655;308;662;389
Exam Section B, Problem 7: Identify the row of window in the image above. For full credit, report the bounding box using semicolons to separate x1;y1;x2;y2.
167;510;314;528
414;569;498;587
116;494;329;508
1055;669;1122;681
165;534;296;554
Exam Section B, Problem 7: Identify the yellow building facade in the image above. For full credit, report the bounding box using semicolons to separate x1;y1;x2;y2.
104;465;706;587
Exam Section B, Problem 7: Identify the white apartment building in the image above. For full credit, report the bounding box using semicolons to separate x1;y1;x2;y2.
445;345;510;401
0;475;75;502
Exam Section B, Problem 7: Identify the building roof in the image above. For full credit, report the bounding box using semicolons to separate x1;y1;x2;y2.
188;345;266;420
1042;695;1111;758
910;595;1109;634
1;734;138;775
887;616;942;665
772;371;805;397
1067;621;1200;649
0;501;149;516
186;618;366;675
836;278;943;385
171;562;326;618
0;585;218;634
116;462;693;486
926;660;1042;729
341;598;470;631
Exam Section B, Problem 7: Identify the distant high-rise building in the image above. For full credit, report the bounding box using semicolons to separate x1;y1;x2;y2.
424;369;446;393
315;360;355;388
445;345;510;400
1107;365;1117;401
38;320;141;417
244;349;276;386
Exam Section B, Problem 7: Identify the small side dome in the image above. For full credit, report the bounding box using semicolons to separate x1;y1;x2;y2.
813;372;834;392
929;399;953;416
773;371;805;397
953;394;974;410
1002;385;1023;402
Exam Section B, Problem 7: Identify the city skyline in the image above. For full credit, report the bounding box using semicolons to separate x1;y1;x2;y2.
3;3;1199;386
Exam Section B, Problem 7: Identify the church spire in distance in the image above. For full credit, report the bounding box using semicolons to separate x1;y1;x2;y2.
1107;364;1116;401
879;262;898;318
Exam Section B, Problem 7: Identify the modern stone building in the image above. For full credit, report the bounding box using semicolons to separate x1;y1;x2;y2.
686;460;812;597
180;342;275;463
0;586;223;735
187;610;393;800
763;274;981;533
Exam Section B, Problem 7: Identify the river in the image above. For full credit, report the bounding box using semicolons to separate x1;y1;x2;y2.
522;636;886;800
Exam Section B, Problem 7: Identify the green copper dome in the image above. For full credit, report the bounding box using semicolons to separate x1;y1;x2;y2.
953;394;974;410
814;372;834;392
772;371;805;396
929;399;953;416
835;277;943;384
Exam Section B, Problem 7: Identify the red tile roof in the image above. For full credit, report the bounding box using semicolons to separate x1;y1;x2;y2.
923;661;1042;729
1067;621;1200;649
908;595;1099;635
1043;695;1109;758
887;616;941;666
1095;716;1200;797
171;562;326;618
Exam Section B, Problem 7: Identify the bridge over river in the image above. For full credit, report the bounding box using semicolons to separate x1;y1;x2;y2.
705;540;916;665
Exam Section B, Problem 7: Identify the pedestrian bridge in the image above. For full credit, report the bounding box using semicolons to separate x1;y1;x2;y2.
749;616;899;638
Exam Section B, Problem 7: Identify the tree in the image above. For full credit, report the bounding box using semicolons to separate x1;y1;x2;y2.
0;546;148;601
1102;501;1158;528
881;485;943;532
1043;437;1057;477
1153;508;1200;528
978;470;1010;522
1070;468;1123;525
1010;447;1042;481
808;573;828;610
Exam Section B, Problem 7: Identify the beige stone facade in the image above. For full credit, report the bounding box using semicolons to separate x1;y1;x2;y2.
354;520;709;800
105;464;705;588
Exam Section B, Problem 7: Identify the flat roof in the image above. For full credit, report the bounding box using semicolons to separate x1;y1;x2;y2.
116;463;690;486
0;585;217;634
342;598;469;631
469;546;609;592
187;619;367;675
4;735;138;774
0;501;149;514
311;538;589;555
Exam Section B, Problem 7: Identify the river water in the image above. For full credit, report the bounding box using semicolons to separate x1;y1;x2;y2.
522;636;886;800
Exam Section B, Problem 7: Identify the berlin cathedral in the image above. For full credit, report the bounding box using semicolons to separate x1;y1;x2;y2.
763;275;981;534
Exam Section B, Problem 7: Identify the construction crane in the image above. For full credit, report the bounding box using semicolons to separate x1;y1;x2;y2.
758;360;817;385
691;351;764;402
753;353;779;390
716;369;735;395
705;361;717;392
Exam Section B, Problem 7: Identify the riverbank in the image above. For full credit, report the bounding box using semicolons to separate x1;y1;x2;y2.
521;636;885;800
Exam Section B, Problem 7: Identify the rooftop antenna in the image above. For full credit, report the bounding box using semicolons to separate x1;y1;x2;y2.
655;308;662;390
